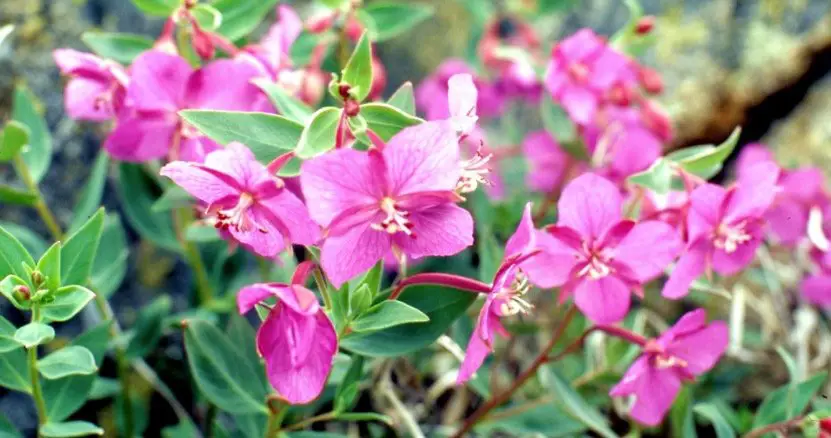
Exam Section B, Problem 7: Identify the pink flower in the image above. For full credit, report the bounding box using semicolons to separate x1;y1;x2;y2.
544;28;637;125
239;5;303;78
610;309;728;426
663;162;781;299
106;51;270;163
542;173;682;323
53;49;129;121
416;59;504;121
236;263;337;405
160;142;320;258
457;203;562;383
522;130;569;193
447;73;479;136
300;121;475;287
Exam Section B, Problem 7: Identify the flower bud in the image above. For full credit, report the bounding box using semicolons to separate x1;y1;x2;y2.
30;271;44;287
368;56;387;101
641;100;673;141
344;99;360;117
638;66;663;95
820;417;831;433
344;16;364;42
191;24;216;60
635;16;655;35
12;285;30;302
305;11;335;34
338;84;352;100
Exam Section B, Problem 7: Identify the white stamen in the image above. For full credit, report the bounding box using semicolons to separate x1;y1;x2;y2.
456;146;492;196
713;221;752;254
213;193;264;233
371;197;414;236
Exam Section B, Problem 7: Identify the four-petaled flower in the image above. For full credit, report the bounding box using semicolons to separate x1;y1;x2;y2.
53;49;129;121
160;142;320;258
610;309;728;426
301;121;474;287
663;161;780;299
236;262;337;405
458;203;564;383
542;173;682;323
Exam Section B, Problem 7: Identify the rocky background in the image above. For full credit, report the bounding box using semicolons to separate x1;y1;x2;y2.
1;0;831;435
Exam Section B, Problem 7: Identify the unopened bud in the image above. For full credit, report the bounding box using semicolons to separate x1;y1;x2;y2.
30;271;44;287
191;25;215;60
344;99;360;117
641;101;673;141
820;417;831;433
338;84;352;100
638;66;663;95
344;16;364;42
606;82;634;106
12;285;30;302
305;12;335;34
368;56;387;101
635;16;655;35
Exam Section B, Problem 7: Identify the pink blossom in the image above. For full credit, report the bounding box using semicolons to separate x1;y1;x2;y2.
239;5;303;78
457;203;562;382
300;121;475;287
522;130;569;193
447;73;479;136
801;215;831;308
663;162;781;299
544;29;637;125
416;59;504;121
53;49;129;121
106;51;270;163
160;142;320;258
610;309;728;426
542;173;682;323
236;263;337;405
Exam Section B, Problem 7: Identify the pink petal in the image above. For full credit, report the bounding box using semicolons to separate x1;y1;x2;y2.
629;366;681;426
105;112;176;162
127;51;191;111
522;130;568;193
615;220;682;283
64;78;115;121
237;284;276;314
201;142;269;188
667;321;728;375
185;59;269;112
556;28;605;61
261;5;303;57
321;224;391;288
711;230;763;275
660;309;707;341
448;73;478;135
610;356;649;397
557;173;622;240
504;203;535;258
687;184;726;243
179;137;221;163
159;161;240;205
573;276;631;324
522;232;577;288
272;285;321;316
457;306;501;384
300;148;385;228
559;85;597;125
801;275;831;307
259;309;337;404
662;241;709;299
587;49;636;90
54;49;106;76
258;191;321;247
781;168;824;203
607;126;662;179
384;121;461;196
392;204;474;259
724;161;780;223
766;200;807;245
735;144;774;179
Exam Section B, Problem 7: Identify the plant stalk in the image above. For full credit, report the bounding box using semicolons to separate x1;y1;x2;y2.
28;305;48;428
12;154;62;241
173;208;215;305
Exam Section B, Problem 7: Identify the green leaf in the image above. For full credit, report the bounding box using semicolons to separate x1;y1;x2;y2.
355;261;383;296
694;403;736;438
15;322;55;348
0;275;31;310
0;225;35;279
540;98;584;160
126;296;172;359
543;368;618;438
295;107;342;159
666;127;741;180
351;301;429;333
0;222;47;258
627;158;673;194
0;184;37;205
348;284;373;318
40;421;103;437
81;32;154;64
117;163;179;251
0;348;30;393
213;0;280;41
185;223;220;242
179;110;303;170
360;103;422;141
12;86;52;182
670;385;698;438
41;286;95;322
43;322;111;421
161;419;199;438
89;215;128;298
252;79;314;124
776;346;800;383
319;0;347;8
151;186;193;213
88;377;120;400
360;3;434;41
340;285;476;356
184;319;269;414
61;208;105;286
341;32;373;102
0;411;21;438
0;120;29;161
191;4;223;31
753;371;827;428
234;414;267;438
69;151;109;233
334;355;363;413
130;0;179;16
386;82;416;115
476;401;586;437
37;242;62;292
0;316;19;354
38;346;97;379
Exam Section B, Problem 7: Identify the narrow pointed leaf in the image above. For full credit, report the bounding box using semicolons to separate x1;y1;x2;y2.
252;79;314;124
61;208;105;286
69;151;109;233
341;32;373;102
360;103;422;141
81;32;153;64
0;224;35;279
40;421;103;437
387;82;416;115
351;301;429;333
12;86;52;182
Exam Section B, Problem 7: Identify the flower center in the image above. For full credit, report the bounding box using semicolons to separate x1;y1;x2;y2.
577;242;613;279
713;221;752;254
180;120;203;139
496;270;534;316
567;62;590;83
213;193;265;233
456;146;493;197
644;340;688;369
371;197;413;236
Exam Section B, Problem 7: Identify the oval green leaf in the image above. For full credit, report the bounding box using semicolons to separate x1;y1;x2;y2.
294;107;342;159
341;32;373;102
41;286;96;323
360;3;434;42
61;208;105;286
38;346;98;380
81;32;154;65
0;225;35;280
12;86;52;182
252;78;314;124
15;322;55;349
360;103;423;141
116;164;179;252
41;421;103;437
351;301;429;333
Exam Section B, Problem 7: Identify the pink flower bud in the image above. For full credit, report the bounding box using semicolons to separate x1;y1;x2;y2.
305;11;335;34
369;55;387;100
636;16;655;35
191;26;216;60
638;66;663;94
344;99;360;117
12;285;30;302
641;100;673;141
345;16;364;42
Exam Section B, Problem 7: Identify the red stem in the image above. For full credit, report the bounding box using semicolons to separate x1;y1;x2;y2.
389;273;491;300
291;261;316;287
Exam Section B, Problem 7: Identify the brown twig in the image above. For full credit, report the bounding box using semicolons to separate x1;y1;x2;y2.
743;416;804;438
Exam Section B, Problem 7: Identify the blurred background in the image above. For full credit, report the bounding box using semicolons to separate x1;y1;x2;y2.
1;0;831;435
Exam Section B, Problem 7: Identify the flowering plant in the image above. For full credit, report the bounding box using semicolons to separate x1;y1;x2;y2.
0;0;829;436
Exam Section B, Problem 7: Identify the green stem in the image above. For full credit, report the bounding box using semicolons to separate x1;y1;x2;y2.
312;268;333;310
28;305;48;428
12;155;62;241
94;294;135;437
282;412;336;432
174;208;214;305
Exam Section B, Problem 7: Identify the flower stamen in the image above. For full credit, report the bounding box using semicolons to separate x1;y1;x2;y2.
213;193;265;233
456;145;493;196
371;197;414;236
713;221;752;254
